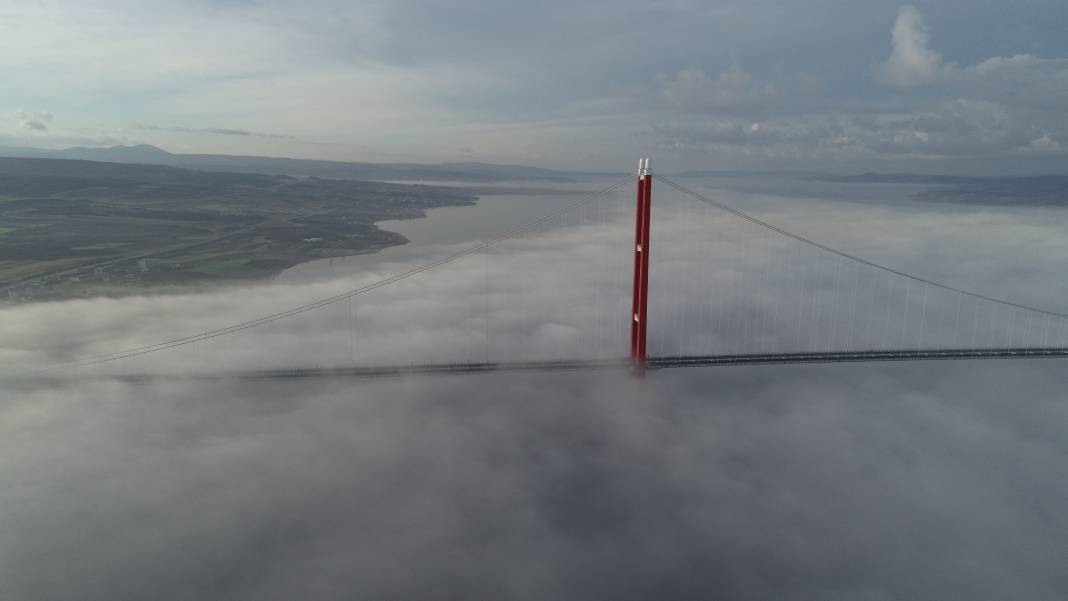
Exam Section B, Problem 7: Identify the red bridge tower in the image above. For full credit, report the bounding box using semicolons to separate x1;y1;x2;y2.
630;158;652;370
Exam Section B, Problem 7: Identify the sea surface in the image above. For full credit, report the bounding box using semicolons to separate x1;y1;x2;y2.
277;175;938;285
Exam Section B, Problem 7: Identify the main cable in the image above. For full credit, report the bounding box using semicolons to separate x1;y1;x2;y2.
656;174;1068;321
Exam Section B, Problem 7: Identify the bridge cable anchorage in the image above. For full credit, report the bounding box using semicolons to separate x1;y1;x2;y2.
40;176;634;372
654;174;1068;321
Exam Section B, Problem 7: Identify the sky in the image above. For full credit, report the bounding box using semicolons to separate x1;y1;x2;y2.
2;0;1068;172
4;181;1068;599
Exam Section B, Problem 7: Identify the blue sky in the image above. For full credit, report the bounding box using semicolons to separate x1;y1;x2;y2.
2;0;1067;172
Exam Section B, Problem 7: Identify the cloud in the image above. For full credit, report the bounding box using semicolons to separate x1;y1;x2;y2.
654;100;1056;163
4;182;1068;598
5;362;1068;600
3;1;1068;170
953;54;1068;115
876;6;945;89
132;123;295;139
871;6;1068;138
654;116;847;159
14;109;53;132
1029;133;1061;153
660;65;778;114
651;5;1068;166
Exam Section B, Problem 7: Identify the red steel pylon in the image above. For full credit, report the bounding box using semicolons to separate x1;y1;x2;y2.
630;158;652;370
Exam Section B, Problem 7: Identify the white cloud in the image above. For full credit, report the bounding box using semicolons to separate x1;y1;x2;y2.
660;64;777;114
5;182;1068;599
654;99;1036;161
1028;133;1061;153
954;54;1068;114
876;6;944;89
652;6;1068;164
131;123;295;139
13;109;53;132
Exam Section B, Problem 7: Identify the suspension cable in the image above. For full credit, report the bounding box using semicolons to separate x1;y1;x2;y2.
656;173;1068;321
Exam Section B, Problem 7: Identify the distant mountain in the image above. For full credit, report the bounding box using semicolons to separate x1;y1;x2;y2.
678;169;820;178
0;144;585;183
809;172;1068;206
55;144;176;164
808;172;978;185
0;155;276;184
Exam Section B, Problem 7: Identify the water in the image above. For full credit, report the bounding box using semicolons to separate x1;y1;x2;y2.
276;175;933;284
277;187;606;284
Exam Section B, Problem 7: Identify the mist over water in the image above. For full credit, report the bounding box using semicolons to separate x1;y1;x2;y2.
4;177;1068;600
7;177;1068;373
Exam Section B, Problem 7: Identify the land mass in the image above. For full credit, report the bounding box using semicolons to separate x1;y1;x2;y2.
0;144;594;183
0;157;475;302
809;172;1068;206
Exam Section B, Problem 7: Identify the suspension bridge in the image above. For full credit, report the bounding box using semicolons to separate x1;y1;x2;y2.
15;159;1068;381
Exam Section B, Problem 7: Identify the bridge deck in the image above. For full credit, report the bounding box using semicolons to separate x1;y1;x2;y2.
17;348;1068;383
649;348;1068;369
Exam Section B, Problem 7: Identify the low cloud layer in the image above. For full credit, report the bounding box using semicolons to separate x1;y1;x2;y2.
4;362;1068;600
3;180;1068;599
7;181;1068;375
